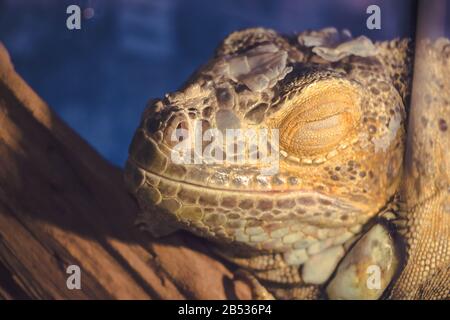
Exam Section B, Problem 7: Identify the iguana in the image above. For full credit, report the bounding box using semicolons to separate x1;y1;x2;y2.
124;28;450;299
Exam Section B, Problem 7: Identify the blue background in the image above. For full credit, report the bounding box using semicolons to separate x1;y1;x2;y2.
0;0;417;166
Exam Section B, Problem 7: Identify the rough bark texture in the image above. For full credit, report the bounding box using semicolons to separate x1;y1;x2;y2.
0;43;251;300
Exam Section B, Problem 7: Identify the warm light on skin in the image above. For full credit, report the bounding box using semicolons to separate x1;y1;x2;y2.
268;80;362;158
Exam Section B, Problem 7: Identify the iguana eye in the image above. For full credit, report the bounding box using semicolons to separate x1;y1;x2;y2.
274;80;361;158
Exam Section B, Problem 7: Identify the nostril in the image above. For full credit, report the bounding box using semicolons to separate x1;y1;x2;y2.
164;115;190;146
176;121;189;141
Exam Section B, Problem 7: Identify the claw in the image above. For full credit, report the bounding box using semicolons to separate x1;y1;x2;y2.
234;269;275;300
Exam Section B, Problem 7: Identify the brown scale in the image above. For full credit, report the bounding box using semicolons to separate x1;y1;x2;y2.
124;28;425;299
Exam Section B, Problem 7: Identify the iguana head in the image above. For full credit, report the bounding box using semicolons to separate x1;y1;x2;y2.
124;28;411;294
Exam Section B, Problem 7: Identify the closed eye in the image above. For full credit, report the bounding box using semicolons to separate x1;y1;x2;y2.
270;80;361;158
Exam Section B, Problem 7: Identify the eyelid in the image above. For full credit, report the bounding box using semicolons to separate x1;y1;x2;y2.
272;80;361;158
301;113;344;132
282;111;354;151
268;80;361;124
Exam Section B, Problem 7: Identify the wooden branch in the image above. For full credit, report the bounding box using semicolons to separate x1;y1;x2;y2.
0;43;251;300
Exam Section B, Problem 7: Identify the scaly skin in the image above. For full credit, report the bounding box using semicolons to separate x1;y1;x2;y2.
123;28;449;299
388;39;450;299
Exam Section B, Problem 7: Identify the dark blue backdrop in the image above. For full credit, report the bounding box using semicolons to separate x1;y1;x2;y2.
0;0;417;166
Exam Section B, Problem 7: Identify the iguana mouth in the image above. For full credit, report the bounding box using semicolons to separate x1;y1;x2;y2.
131;160;296;194
126;157;366;220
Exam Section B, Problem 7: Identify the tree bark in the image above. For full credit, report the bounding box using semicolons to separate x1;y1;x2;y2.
0;43;251;300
